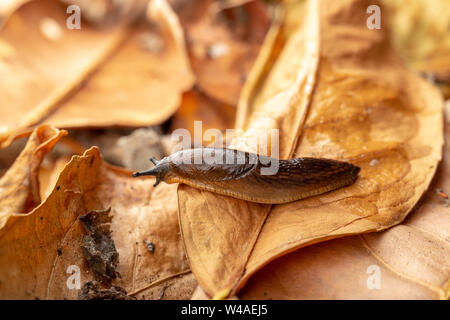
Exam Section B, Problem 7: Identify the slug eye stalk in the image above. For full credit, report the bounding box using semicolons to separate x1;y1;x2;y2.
132;158;162;187
149;157;159;165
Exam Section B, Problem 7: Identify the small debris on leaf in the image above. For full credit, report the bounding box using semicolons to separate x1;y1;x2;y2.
144;240;155;253
79;208;120;283
157;285;168;300
138;31;165;53
79;281;134;300
436;188;448;199
39;18;63;41
207;43;230;59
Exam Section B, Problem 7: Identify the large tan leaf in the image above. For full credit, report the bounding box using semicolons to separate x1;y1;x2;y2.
0;0;194;147
178;0;320;297
44;0;194;129
178;0;444;298
0;126;196;299
238;0;444;292
240;103;450;299
0;0;132;147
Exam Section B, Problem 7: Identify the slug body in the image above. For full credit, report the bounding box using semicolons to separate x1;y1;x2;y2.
133;148;360;204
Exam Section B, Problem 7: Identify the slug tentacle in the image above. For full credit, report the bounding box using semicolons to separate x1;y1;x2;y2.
153;177;161;187
149;157;159;165
133;148;360;204
132;167;158;178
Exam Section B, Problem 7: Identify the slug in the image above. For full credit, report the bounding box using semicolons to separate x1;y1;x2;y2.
132;147;360;204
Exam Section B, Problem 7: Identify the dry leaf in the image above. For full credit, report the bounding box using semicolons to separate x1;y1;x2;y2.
45;0;194;129
170;89;236;141
0;0;30;28
38;154;72;199
0;0;132;147
0;126;196;299
0;125;66;228
240;103;450;299
60;0;146;26
0;0;446;302
384;0;450;98
177;0;269;105
178;0;320;297
0;0;194;147
178;0;444;298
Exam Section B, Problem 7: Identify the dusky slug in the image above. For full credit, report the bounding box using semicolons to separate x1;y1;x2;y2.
132;147;360;204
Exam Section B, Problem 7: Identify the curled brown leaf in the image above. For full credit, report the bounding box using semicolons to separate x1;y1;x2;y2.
0;126;195;299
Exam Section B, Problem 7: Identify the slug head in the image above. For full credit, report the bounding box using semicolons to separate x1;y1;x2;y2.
132;157;170;187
